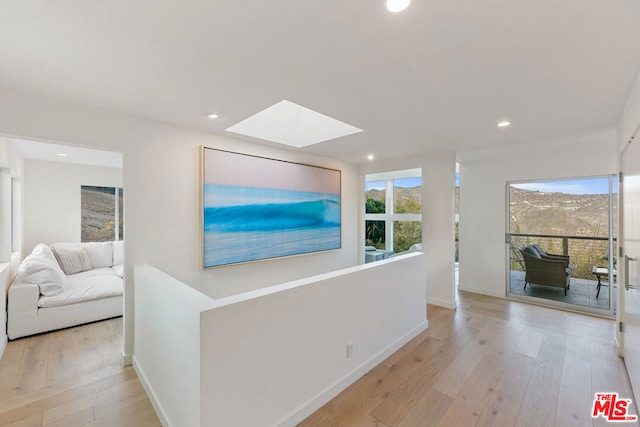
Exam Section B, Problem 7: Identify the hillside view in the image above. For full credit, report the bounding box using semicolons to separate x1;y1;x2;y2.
509;187;615;237
368;184;616;279
508;186;616;279
81;186;124;242
365;186;422;252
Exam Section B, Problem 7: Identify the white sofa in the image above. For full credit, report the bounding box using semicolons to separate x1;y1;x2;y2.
8;241;123;340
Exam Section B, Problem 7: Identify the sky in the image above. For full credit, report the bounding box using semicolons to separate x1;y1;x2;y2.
366;175;616;195
365;177;422;191
511;177;617;195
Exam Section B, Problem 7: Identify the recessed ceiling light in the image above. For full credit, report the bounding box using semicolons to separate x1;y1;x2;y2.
387;0;411;12
367;154;375;160
207;113;219;119
226;100;362;148
497;121;511;128
56;153;68;157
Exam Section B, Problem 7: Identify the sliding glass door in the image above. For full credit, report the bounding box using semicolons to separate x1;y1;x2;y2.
506;176;616;316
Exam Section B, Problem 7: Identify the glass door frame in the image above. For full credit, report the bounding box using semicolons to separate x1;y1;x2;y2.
505;175;616;318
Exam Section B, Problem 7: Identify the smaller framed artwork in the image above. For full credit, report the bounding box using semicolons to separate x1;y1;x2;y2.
202;147;341;268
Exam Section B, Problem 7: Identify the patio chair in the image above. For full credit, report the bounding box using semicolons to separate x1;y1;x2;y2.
531;243;573;274
519;245;571;295
510;243;525;270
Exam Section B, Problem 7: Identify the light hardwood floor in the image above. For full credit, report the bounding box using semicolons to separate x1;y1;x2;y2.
0;292;636;427
300;291;638;427
0;317;160;427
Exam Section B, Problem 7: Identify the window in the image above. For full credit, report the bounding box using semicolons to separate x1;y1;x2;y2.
81;186;124;242
365;169;422;258
11;177;20;253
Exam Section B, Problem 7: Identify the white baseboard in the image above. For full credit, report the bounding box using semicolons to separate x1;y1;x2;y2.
121;350;133;366
133;355;172;427
132;321;429;427
616;334;623;357
457;284;505;299
428;297;456;310
278;320;429;427
0;334;7;361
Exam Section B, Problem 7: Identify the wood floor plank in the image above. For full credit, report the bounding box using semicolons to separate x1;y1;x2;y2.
475;352;536;427
46;329;77;387
0;338;26;401
396;388;452;427
91;381;151;420
513;325;545;358
5;412;42;427
352;415;390;427
591;341;629;427
0;318;160;427
370;325;480;426
381;336;445;394
71;327;103;377
381;331;429;369
13;335;49;397
42;376;144;425
299;365;391;426
431;317;506;398
515;331;566;426
87;397;155;427
0;338;25;381
435;356;506;427
0;363;125;415
484;318;528;362
90;321;121;367
0;367;137;424
43;406;94;427
563;334;592;363
553;353;593;427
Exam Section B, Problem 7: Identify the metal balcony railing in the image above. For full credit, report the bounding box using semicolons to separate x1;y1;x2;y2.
510;233;616;280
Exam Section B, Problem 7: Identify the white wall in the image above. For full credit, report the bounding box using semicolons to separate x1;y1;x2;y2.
457;127;617;298
362;150;457;309
134;253;427;427
23;159;122;254
0;137;23;357
619;69;640;154
616;68;640;351
0;87;360;359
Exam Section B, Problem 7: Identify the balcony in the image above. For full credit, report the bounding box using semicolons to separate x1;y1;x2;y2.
509;233;616;314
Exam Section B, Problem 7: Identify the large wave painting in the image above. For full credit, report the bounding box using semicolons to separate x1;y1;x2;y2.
202;148;341;268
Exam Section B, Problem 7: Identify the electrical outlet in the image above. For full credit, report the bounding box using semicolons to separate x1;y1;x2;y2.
347;341;355;358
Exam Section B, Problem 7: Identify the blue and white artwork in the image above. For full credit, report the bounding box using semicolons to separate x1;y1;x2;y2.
202;148;341;268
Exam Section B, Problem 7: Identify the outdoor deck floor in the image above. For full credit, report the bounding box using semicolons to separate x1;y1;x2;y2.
509;270;616;313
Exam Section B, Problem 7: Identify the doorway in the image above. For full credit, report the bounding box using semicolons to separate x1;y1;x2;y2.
506;176;617;316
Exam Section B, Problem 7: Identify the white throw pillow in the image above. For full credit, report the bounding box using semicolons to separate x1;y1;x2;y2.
53;242;113;268
17;254;65;296
31;243;58;264
51;246;93;275
81;242;113;268
113;240;123;266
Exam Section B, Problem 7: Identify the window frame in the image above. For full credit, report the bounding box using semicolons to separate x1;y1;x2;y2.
365;169;422;253
81;185;124;242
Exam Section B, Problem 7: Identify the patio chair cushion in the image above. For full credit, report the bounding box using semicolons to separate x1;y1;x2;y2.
532;243;573;274
521;245;541;258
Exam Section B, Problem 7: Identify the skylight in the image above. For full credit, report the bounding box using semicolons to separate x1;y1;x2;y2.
226;100;363;148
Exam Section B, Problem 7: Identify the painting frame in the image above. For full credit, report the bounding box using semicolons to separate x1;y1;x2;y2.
201;147;342;269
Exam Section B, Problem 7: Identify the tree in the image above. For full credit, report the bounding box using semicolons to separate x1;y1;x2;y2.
366;198;385;214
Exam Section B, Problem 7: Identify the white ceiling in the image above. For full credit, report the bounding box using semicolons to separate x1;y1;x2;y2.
1;1;639;163
12;139;123;168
